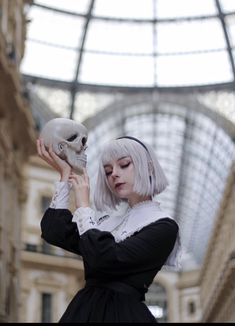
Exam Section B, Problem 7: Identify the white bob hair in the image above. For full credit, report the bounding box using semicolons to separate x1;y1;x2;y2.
93;137;169;211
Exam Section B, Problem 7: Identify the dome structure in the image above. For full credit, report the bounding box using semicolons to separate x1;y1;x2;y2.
21;0;235;119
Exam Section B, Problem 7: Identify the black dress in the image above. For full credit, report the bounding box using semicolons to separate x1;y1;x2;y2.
41;208;178;323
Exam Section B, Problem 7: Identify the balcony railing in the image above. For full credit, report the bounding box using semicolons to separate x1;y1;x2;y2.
23;243;82;260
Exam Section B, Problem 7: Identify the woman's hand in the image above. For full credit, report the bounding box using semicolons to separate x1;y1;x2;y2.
36;138;72;181
69;168;90;208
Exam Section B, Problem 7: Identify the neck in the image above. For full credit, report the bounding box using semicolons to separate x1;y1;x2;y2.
128;195;152;208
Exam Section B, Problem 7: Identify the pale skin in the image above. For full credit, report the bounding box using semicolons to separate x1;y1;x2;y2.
104;156;151;207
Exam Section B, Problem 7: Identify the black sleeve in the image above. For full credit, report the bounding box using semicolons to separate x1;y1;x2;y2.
40;208;81;255
79;218;178;275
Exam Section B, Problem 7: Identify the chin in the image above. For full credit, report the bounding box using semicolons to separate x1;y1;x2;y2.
116;191;130;199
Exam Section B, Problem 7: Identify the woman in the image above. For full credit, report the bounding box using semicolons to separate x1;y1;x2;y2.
37;136;180;323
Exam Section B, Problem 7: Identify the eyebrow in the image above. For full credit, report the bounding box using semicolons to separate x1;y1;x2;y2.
104;156;130;168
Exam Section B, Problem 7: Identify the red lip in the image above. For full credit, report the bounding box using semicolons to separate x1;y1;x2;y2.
115;183;125;188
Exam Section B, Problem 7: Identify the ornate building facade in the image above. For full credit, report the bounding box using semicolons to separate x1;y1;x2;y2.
200;163;235;322
20;156;84;322
0;0;35;322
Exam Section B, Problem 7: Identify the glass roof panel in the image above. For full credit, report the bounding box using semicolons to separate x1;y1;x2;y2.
156;51;232;86
157;19;226;53
80;53;154;86
35;0;90;14
31;85;71;118
199;91;235;125
220;0;235;13
27;6;85;48
74;92;116;122
21;40;77;80
93;0;154;19
233;49;235;69
226;14;235;47
85;20;153;54
157;0;217;18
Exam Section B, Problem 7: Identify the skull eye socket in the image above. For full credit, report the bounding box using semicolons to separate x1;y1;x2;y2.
82;137;87;146
67;134;78;142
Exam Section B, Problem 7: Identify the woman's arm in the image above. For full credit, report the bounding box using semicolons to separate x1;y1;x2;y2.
37;138;82;254
79;218;179;275
41;208;82;255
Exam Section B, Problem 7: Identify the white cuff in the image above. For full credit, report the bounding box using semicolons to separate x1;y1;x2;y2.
50;181;71;209
72;207;97;235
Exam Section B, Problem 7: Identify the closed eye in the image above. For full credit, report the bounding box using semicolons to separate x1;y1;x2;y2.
67;134;78;142
121;162;130;168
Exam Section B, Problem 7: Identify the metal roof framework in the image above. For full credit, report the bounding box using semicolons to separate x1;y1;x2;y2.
21;0;235;119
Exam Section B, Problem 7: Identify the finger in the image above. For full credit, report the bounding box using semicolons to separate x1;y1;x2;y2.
69;178;76;188
39;139;49;156
48;144;64;162
69;174;82;183
39;140;58;167
48;145;64;165
40;138;47;153
69;175;77;181
37;139;42;156
83;168;89;182
48;143;56;157
69;174;79;182
70;175;86;187
38;139;51;162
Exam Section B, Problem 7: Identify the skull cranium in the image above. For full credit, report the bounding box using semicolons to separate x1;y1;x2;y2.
40;118;88;174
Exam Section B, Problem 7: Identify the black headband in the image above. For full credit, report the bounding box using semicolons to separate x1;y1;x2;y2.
116;136;149;153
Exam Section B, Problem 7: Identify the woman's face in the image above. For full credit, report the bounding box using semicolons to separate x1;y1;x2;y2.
104;156;135;199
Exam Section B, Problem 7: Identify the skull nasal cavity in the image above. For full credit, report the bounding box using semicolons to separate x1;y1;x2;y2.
82;137;87;146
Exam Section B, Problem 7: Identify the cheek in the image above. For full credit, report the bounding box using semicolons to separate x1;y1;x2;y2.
127;165;135;181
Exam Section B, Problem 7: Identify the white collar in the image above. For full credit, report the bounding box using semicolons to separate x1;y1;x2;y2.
96;201;182;270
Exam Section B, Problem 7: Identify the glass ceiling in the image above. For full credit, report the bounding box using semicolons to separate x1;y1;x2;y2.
21;1;235;270
21;0;235;90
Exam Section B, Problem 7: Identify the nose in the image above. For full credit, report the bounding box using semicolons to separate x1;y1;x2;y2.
111;166;119;178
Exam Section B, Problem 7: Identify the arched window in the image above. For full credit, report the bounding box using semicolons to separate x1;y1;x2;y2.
145;282;168;322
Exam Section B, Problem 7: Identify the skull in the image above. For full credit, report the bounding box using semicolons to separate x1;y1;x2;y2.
40;118;88;174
